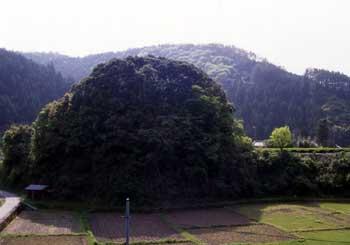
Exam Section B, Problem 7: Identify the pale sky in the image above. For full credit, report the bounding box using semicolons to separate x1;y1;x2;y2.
1;0;349;75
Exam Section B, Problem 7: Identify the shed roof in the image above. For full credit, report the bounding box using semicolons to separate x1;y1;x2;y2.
25;184;48;191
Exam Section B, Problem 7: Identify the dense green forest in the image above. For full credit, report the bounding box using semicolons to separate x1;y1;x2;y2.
25;44;350;146
2;57;252;203
2;56;350;205
0;49;72;133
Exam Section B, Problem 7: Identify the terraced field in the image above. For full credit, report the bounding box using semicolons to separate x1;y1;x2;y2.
232;203;345;231
232;202;350;245
1;201;350;245
163;208;251;228
188;224;295;245
89;213;184;243
0;235;88;245
2;211;81;235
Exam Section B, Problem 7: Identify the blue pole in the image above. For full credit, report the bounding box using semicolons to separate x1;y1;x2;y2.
125;197;130;245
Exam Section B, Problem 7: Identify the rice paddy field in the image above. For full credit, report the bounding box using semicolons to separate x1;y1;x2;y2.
1;201;350;245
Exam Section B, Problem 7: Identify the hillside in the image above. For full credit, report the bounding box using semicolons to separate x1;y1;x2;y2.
2;56;350;205
24;44;350;146
2;56;252;203
0;49;72;132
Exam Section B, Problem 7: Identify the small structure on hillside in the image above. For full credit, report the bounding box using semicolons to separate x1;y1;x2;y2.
253;140;266;148
25;184;48;200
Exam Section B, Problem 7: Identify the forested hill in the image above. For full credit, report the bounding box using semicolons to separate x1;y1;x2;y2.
0;49;72;132
23;44;350;145
3;56;252;202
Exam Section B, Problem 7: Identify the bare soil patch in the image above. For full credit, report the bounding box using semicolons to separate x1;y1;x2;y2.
274;208;294;213
189;224;296;245
174;243;193;245
0;235;88;245
262;204;311;215
89;212;183;243
164;208;250;229
2;211;81;235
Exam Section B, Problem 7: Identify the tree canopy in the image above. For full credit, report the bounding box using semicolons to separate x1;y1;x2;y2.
25;44;350;146
2;125;32;186
3;55;350;204
269;126;292;150
4;56;253;204
0;49;72;133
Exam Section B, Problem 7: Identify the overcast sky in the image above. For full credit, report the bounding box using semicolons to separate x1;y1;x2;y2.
1;0;349;75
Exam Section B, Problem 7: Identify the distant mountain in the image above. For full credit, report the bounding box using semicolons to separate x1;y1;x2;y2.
0;49;72;132
23;44;350;146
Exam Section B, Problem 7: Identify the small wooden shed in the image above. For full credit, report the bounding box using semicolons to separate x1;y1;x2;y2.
25;184;48;200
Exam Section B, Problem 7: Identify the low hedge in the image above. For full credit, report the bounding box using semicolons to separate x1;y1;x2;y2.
254;150;350;197
257;147;350;154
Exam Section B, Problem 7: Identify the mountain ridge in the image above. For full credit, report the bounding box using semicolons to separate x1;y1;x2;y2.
21;44;350;146
0;48;73;132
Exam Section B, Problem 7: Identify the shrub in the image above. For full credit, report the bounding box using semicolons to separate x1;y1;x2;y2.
2;125;33;186
268;126;292;150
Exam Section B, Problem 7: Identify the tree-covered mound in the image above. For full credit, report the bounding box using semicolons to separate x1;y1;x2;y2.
8;56;252;204
25;44;350;146
0;49;72;133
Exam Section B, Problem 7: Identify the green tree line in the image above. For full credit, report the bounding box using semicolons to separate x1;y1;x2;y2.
25;44;350;146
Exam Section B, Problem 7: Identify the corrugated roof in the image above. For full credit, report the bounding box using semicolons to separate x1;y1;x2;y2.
25;184;48;191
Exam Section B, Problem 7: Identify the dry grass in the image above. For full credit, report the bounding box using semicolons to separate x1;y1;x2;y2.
304;205;350;228
89;212;183;243
2;211;81;235
0;235;88;245
164;208;251;229
233;203;350;231
188;224;296;245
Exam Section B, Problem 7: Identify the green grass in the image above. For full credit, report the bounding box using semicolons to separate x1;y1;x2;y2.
249;229;350;245
261;213;332;231
232;203;337;231
298;229;350;244
319;202;350;214
230;201;350;244
78;211;99;245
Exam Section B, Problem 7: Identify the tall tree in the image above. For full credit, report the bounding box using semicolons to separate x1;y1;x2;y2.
269;126;292;150
317;119;330;146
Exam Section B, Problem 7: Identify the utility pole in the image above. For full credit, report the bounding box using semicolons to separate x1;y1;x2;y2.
125;197;130;245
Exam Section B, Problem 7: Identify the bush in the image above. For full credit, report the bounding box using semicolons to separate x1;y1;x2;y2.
255;150;350;197
268;126;292;149
256;151;317;195
258;147;350;154
315;154;350;194
2;125;33;186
